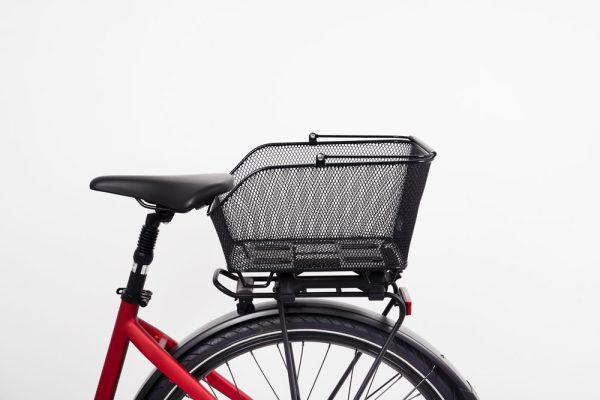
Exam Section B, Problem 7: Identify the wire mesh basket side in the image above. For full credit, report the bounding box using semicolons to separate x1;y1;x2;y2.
391;161;431;265
210;161;431;273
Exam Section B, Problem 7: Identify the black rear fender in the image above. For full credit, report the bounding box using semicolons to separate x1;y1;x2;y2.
135;299;478;400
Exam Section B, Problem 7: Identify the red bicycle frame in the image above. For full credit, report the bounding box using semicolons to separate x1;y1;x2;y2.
95;299;252;400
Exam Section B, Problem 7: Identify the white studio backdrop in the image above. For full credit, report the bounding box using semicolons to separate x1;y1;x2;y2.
1;1;599;398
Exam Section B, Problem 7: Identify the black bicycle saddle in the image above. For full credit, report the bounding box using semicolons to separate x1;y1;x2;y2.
90;174;234;213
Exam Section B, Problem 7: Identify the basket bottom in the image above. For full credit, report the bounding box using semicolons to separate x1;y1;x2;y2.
226;238;404;273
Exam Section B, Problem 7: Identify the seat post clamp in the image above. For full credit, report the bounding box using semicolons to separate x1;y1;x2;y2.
116;287;153;307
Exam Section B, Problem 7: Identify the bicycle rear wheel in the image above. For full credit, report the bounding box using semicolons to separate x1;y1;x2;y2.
143;312;464;400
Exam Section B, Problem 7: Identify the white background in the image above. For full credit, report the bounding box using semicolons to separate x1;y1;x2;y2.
1;1;599;398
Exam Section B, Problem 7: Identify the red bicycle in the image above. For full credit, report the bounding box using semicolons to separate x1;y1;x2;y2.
92;134;478;400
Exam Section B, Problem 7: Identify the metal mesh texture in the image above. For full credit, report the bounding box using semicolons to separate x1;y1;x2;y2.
209;138;433;273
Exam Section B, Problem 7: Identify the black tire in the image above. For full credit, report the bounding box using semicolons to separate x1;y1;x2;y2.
143;313;464;400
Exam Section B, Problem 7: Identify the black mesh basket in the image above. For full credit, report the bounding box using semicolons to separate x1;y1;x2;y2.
208;133;435;274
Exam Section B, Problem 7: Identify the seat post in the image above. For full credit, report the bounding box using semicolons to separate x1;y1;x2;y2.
119;210;174;307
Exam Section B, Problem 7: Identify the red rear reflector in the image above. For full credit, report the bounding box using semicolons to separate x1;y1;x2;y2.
399;287;412;316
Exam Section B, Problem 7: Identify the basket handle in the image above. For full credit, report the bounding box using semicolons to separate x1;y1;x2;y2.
309;133;436;166
309;132;410;144
314;152;429;166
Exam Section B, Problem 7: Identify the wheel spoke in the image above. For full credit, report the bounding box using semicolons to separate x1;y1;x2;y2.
365;363;380;398
327;350;362;400
203;378;219;399
348;350;356;400
276;344;287;368
373;374;403;400
366;373;401;399
225;362;242;400
250;351;281;400
306;343;331;400
401;366;436;400
296;341;305;378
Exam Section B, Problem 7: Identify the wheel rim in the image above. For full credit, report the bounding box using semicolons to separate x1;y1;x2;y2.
167;329;443;400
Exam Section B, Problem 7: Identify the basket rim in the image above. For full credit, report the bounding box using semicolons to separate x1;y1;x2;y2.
229;135;436;175
208;158;432;215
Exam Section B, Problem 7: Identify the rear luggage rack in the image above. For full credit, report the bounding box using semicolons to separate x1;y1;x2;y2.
209;133;435;274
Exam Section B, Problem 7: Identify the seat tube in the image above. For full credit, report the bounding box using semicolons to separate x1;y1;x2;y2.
95;300;139;400
95;267;154;399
